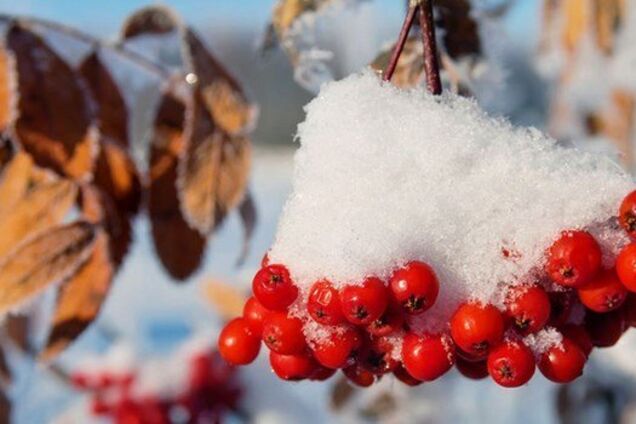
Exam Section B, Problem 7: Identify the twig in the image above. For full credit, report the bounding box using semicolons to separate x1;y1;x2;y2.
383;4;419;81
417;0;442;95
0;14;174;79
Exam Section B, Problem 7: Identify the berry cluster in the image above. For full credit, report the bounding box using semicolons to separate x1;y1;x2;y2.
218;190;636;388
72;349;241;423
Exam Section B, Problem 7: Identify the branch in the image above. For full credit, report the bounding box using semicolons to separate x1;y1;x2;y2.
0;14;174;79
417;0;442;95
383;4;419;82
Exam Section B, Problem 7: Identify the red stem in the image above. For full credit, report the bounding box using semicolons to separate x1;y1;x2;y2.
383;5;419;81
418;0;442;95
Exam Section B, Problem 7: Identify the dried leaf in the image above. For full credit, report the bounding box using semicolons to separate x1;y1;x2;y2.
370;36;423;88
0;42;16;131
93;140;141;215
0;151;32;217
358;392;397;420
237;192;256;266
0;346;10;385
148;94;206;280
6;24;97;180
203;279;246;321
330;375;356;411
78;52;129;147
435;0;482;58
0;178;77;258
178;97;251;234
0;221;96;316
4;315;29;352
121;6;180;38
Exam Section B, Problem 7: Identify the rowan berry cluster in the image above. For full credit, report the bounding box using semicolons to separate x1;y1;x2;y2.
218;190;636;388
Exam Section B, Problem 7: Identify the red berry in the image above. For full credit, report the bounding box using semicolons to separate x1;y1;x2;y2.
402;333;453;381
71;372;90;389
619;190;636;237
269;351;317;381
389;261;439;315
262;312;306;355
90;397;112;416
538;338;586;383
455;357;489;380
616;243;636;291
342;364;376;387
218;318;261;366
584;308;627;347
252;264;298;311
547;290;575;327
545;230;602;288
393;364;423;386
577;268;627;312
487;340;535;388
505;285;551;335
243;296;270;337
307;280;345;325
359;337;398;375
558;324;593;357
312;327;362;369
366;300;405;337
339;277;388;326
450;302;505;359
310;365;337;381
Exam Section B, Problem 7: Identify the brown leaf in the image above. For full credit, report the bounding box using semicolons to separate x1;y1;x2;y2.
0;43;16;131
41;232;113;362
203;279;246;321
0;151;32;217
93;139;142;215
237;192;256;266
4;315;30;352
78;52;129;147
0;178;77;258
370;36;424;88
178;97;251;234
6;24;98;181
0;221;96;316
121;6;180;39
148;94;206;280
435;0;482;58
272;0;323;39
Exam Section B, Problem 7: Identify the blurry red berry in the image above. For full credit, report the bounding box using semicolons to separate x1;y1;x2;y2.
310;365;337;381
252;264;298;311
538;338;586;383
558;324;593;358
577;268;627;312
262;312;306;355
505;285;551;335
585;308;627;347
402;333;453;381
218;318;261;366
450;302;505;359
545;230;602;288
487;340;535;388
70;372;90;389
616;243;636;291
243;296;270;337
307;280;345;325
359;337;398;375
312;327;362;369
393;364;423;386
366;300;405;337
547;290;575;327
269;351;317;381
455;357;489;380
389;261;439;315
339;277;388;326
90;397;112;416
342;364;376;387
619;190;636;237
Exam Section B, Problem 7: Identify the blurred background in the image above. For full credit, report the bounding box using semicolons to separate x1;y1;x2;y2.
0;0;634;423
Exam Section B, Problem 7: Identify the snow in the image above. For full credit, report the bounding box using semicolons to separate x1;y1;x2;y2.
269;70;634;333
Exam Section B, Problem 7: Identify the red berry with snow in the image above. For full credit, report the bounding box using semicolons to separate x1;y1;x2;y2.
307;280;345;325
616;243;636;292
538;338;586;384
505;285;551;335
545;230;602;288
243;296;270;337
359;336;398;375
402;333;453;381
269;351;317;381
218;318;261;366
252;264;298;311
450;302;505;359
262;312;306;355
487;340;535;388
577;268;627;312
366;300;405;337
312;327;362;369
389;261;439;315
339;277;388;326
619;190;636;237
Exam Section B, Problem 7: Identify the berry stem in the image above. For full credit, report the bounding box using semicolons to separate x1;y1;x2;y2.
417;0;442;95
382;3;419;82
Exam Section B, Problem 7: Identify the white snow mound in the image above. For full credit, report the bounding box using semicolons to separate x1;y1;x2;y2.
268;71;634;331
